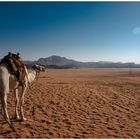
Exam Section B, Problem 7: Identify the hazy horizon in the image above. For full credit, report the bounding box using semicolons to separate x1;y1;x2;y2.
21;55;138;65
0;2;140;63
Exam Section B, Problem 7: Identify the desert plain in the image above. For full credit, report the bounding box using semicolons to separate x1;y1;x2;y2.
0;68;140;138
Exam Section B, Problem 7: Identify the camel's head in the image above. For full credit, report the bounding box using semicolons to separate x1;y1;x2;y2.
31;64;46;72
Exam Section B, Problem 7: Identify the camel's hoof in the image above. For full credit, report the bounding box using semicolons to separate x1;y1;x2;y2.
16;116;21;121
7;122;16;132
21;118;27;121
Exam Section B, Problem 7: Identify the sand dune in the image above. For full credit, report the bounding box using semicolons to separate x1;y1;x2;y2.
0;68;140;138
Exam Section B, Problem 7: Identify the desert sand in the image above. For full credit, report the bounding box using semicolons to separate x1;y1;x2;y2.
0;68;140;138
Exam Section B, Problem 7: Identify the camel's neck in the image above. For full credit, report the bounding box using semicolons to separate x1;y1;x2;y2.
27;69;37;83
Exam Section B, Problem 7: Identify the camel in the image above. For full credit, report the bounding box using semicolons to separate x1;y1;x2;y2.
32;64;46;79
0;59;44;131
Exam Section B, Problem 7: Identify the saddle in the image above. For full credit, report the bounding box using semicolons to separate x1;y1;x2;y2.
0;52;26;85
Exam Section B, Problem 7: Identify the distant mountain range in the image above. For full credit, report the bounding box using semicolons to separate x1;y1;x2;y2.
24;55;140;68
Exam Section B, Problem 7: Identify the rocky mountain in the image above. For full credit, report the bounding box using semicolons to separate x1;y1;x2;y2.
37;55;82;67
24;55;140;68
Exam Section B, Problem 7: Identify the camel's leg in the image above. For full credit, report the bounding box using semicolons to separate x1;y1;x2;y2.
1;101;4;116
19;86;27;121
36;72;39;80
0;93;16;131
13;89;20;120
36;71;40;80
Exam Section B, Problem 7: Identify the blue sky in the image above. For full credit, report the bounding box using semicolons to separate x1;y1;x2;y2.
0;2;140;63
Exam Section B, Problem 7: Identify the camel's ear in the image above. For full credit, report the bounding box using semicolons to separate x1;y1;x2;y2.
8;52;12;57
17;53;20;56
8;52;12;55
